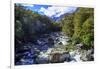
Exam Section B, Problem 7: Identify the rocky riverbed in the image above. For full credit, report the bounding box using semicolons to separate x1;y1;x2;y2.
15;32;94;65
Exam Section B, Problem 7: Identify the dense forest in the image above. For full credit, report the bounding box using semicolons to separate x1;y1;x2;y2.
15;4;94;65
61;8;94;50
15;4;61;44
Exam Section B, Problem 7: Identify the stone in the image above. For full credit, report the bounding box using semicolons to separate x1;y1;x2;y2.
20;58;34;64
61;52;71;62
49;52;71;63
80;49;94;61
58;42;63;45
76;43;84;49
49;53;63;63
36;52;49;64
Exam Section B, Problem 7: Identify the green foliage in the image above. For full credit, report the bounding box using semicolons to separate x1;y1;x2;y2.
66;43;76;52
61;7;94;50
61;14;74;37
51;22;62;31
15;4;61;43
80;16;94;48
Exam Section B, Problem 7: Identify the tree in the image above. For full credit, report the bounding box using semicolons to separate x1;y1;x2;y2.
61;14;74;37
72;7;94;46
80;16;94;48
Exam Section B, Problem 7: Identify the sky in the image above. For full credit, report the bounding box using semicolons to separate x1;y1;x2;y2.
21;4;77;18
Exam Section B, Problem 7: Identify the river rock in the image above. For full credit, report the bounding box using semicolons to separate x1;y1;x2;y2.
80;49;94;61
20;58;34;65
49;52;71;63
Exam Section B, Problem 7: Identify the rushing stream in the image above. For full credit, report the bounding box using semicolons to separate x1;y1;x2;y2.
15;32;93;65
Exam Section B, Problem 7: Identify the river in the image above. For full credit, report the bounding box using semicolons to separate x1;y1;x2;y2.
15;32;93;65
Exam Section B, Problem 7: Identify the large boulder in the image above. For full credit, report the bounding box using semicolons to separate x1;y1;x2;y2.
49;52;71;63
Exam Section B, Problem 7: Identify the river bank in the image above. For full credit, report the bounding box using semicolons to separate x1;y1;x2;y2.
15;32;94;65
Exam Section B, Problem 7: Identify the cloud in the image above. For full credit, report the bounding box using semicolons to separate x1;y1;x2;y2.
22;4;34;7
39;7;56;17
39;6;77;17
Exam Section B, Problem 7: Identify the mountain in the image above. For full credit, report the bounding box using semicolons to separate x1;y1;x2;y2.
50;8;79;22
50;13;72;22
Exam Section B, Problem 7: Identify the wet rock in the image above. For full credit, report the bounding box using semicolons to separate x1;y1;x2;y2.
36;51;49;64
80;49;94;61
36;57;49;64
49;52;71;63
23;52;32;58
49;53;63;63
76;43;83;47
55;38;59;42
58;42;63;45
59;36;69;45
48;37;54;45
61;52;72;62
20;58;34;65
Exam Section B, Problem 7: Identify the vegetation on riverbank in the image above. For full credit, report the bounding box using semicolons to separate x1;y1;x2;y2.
61;8;94;50
15;4;61;45
15;4;94;65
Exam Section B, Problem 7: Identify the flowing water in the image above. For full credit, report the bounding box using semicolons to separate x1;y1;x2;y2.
15;32;92;65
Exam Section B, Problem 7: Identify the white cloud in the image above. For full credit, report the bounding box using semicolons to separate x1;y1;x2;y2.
39;7;56;17
22;4;34;7
39;6;77;17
